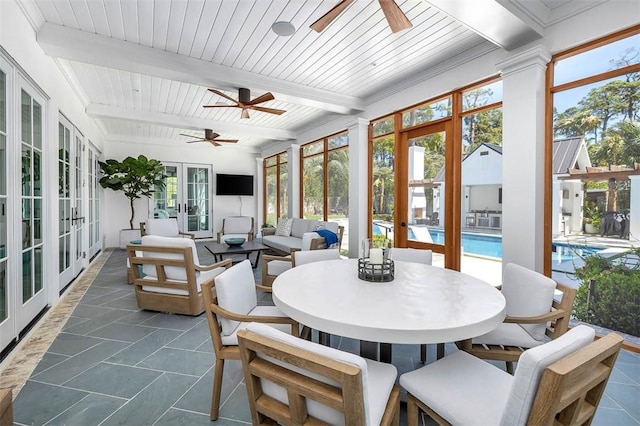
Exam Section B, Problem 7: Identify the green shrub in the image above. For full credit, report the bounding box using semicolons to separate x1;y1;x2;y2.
573;252;640;336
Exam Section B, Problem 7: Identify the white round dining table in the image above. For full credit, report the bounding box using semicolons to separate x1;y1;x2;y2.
272;259;506;361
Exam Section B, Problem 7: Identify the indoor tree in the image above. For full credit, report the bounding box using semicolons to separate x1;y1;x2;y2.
98;155;166;229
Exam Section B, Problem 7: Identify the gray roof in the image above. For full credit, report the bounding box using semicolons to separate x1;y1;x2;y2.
553;137;585;174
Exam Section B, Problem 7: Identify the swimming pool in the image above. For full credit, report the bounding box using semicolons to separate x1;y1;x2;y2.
373;223;603;261
429;229;603;261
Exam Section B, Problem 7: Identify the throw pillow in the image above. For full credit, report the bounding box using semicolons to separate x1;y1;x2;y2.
275;218;292;236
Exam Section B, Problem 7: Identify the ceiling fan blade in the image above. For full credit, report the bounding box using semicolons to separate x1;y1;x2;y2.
202;104;241;108
213;139;238;143
185;139;206;144
250;105;286;115
180;133;198;138
209;140;222;147
207;88;240;105
246;92;275;105
379;0;412;33
310;0;354;32
209;132;220;140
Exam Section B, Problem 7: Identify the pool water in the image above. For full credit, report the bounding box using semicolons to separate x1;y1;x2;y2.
373;223;603;261
428;230;602;262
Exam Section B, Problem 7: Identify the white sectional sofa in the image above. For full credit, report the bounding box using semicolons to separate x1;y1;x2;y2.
262;218;344;255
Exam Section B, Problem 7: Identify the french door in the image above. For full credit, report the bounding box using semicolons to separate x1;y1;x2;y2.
396;120;461;270
150;163;213;238
17;79;48;332
58;115;86;290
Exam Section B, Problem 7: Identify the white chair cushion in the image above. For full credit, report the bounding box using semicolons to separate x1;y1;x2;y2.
400;350;512;426
223;216;252;233
301;232;321;250
141;267;225;295
220;306;292;346
245;322;397;426
472;323;544;348
140;235;199;280
215;260;258;336
267;259;292;276
145;218;180;237
293;249;340;266
502;263;556;341
261;235;302;253
389;248;432;264
500;325;596;426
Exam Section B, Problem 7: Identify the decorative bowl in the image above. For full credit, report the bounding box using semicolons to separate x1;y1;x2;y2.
225;238;246;247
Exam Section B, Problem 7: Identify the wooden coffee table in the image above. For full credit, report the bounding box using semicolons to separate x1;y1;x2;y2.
205;240;269;268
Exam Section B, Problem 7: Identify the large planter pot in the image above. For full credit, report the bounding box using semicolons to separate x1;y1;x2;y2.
119;229;142;249
585;223;599;234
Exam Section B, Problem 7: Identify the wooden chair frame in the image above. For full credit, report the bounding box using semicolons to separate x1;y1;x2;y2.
201;280;299;421
139;221;195;239
0;387;12;426
408;332;623;426
456;281;577;374
237;328;400;426
127;243;230;316
259;253;293;292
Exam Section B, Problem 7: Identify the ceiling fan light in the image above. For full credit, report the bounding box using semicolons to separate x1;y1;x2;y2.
272;21;295;37
241;109;250;119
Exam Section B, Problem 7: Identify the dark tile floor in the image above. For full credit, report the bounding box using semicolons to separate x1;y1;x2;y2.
10;245;640;425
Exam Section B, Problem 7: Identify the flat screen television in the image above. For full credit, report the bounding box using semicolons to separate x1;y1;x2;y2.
216;173;254;196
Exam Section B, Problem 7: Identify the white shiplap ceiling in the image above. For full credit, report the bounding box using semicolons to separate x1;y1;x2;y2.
16;0;605;151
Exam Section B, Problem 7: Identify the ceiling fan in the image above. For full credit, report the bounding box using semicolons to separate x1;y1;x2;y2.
180;129;238;147
203;88;286;119
311;0;412;33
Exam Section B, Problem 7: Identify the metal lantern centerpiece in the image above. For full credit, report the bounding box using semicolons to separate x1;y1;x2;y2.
358;239;394;282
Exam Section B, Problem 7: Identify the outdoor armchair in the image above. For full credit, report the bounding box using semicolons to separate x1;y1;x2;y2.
140;218;195;239
201;260;299;421
456;262;576;373
400;325;622;425
126;235;229;315
217;215;254;243
238;322;400;426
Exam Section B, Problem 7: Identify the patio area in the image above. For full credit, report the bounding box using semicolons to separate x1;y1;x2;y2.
1;243;639;425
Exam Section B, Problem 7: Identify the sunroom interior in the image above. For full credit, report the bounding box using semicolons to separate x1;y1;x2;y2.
0;0;639;423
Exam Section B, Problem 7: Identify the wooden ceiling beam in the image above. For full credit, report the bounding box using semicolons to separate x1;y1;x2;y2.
38;23;364;115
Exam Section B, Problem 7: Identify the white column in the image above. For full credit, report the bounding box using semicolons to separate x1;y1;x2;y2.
255;157;264;233
348;118;369;258
629;175;639;242
288;144;300;218
552;179;563;236
497;45;551;272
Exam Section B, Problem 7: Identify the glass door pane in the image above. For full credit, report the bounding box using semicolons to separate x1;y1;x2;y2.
185;165;211;237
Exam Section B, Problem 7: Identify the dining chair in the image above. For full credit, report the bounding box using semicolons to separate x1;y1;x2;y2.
400;325;623;426
456;262;576;373
237;322;401;426
389;247;433;265
201;260;300;421
389;247;433;363
127;235;230;315
292;248;340;266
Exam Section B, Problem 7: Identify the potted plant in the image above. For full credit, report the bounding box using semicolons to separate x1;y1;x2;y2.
99;155;166;245
583;202;601;234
